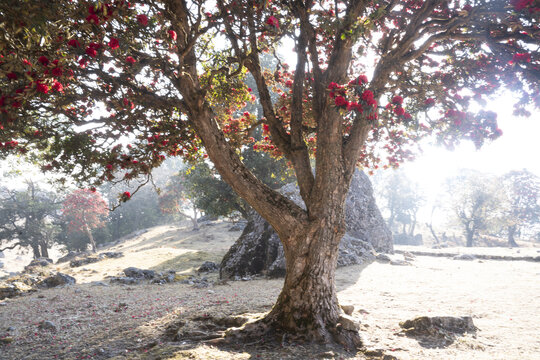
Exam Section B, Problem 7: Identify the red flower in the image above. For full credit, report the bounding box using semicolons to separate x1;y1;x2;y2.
108;38;120;50
52;81;64;92
392;95;403;105
424;98;435;106
463;4;473;12
6;72;17;80
394;106;405;116
334;96;348;107
36;82;49;94
86;46;98;58
349;75;368;86
38;56;49;66
125;56;136;64
137;14;149;26
86;14;100;25
168;30;177;41
67;39;81;48
266;15;279;28
511;0;533;11
51;67;63;77
361;90;374;102
328;82;340;90
122;191;131;200
512;53;531;63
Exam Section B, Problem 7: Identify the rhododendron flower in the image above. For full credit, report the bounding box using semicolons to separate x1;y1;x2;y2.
51;67;63;77
122;191;131;200
86;14;99;25
36;82;49;94
125;56;136;64
394;106;405;116
349;75;368;86
67;39;81;48
86;46;98;58
334;96;348;107
392;95;403;105
52;81;63;92
137;14;149;26
108;38;120;50
328;82;340;90
424;98;435;106
347;102;363;112
6;72;17;80
168;30;177;41
361;90;374;102
38;56;49;66
512;53;531;63
266;16;279;28
511;0;533;11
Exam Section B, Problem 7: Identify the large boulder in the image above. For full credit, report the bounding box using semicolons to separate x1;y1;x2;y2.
220;170;393;279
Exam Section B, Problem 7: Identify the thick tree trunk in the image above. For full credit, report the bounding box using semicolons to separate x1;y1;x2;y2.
84;224;97;253
31;243;41;259
507;225;519;247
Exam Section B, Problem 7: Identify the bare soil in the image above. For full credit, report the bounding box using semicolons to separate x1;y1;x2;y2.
1;221;539;360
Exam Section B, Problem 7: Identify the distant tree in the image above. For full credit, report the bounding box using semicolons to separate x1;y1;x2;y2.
0;180;61;258
61;189;108;252
449;172;502;247
159;169;203;230
500;170;540;247
377;170;423;236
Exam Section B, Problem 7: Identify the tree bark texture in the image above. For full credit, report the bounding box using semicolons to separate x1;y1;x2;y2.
84;224;97;253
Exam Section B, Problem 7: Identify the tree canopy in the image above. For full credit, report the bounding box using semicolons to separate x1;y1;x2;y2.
1;0;539;347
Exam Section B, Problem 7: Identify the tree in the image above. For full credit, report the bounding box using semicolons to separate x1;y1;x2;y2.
1;0;538;346
0;180;61;258
61;189;108;252
500;170;540;246
376;170;423;236
448;172;502;247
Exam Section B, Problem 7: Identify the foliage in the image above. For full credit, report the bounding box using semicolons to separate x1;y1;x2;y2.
0;180;61;258
61;188;108;251
375;169;423;235
447;171;503;246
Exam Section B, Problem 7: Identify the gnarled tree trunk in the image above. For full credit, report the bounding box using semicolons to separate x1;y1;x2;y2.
84;224;97;253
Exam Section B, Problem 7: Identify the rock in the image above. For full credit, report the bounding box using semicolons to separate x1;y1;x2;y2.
390;259;411;266
38;320;57;331
453;254;476;261
0;261;3;269
317;351;336;359
24;258;53;272
399;316;477;346
91;281;109;287
101;252;123;259
220;170;392;279
228;222;247;232
0;337;14;344
111;277;140;285
6;326;15;332
57;251;84;264
0;281;34;300
338;314;360;331
70;256;100;268
0;251;4;258
403;251;415;261
37;273;76;288
341;304;355;315
123;267;155;279
197;261;219;273
376;253;392;263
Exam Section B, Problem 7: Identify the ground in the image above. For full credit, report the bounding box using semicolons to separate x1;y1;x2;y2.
1;221;539;359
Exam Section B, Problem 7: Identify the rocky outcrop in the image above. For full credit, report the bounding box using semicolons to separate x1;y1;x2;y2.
220;170;393;279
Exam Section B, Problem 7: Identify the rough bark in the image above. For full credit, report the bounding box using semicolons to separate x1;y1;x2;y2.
84;225;97;253
31;243;41;259
466;228;474;247
39;242;49;259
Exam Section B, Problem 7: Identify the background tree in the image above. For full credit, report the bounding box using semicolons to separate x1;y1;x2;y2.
448;172;502;247
1;0;538;346
500;170;540;246
376;170;423;236
0;180;61;258
61;189;108;252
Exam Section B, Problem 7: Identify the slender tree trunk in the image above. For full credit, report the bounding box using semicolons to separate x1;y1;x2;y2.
84;224;97;252
191;208;199;231
466;229;474;247
39;241;49;258
507;225;519;247
427;223;440;244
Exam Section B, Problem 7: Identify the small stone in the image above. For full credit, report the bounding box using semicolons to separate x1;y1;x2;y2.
340;304;355;315
390;259;411;266
338;314;360;331
453;254;476;261
0;337;14;344
376;254;392;263
38;320;56;331
6;326;15;332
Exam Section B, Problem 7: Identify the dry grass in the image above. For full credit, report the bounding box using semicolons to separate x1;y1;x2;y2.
1;221;539;360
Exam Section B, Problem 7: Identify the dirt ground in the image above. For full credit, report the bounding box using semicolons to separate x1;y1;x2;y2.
1;221;539;360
